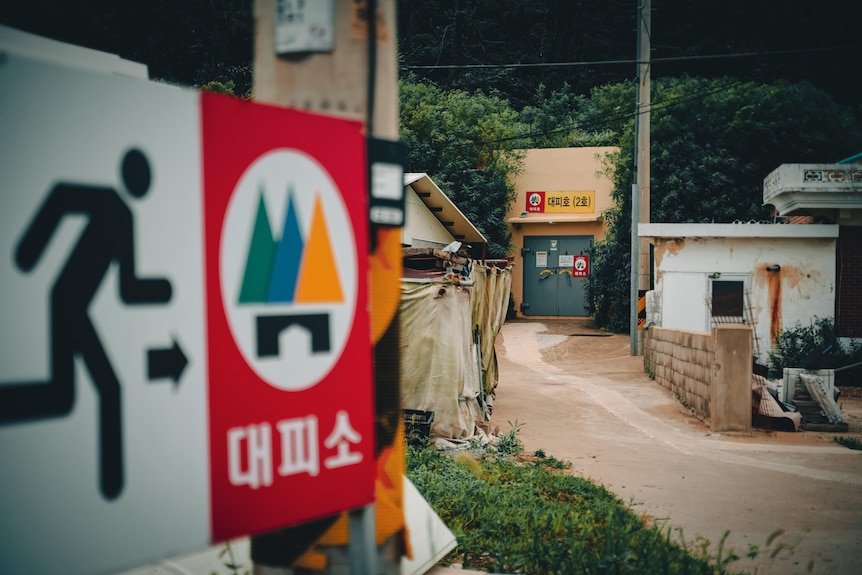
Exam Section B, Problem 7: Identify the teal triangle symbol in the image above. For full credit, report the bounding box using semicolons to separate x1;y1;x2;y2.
267;188;304;303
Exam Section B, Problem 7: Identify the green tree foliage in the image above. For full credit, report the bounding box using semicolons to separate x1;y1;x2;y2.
399;80;609;258
397;0;633;109
397;0;861;109
586;77;862;332
399;79;526;258
650;78;862;224
519;84;616;149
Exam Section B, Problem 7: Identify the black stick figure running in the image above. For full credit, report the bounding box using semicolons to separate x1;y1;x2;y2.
0;149;171;500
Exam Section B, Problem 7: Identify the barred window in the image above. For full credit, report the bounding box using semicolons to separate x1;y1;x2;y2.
711;280;744;319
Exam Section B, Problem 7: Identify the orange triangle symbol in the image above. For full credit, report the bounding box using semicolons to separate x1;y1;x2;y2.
295;193;344;303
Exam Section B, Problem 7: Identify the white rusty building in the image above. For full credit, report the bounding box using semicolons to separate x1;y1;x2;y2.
640;158;862;362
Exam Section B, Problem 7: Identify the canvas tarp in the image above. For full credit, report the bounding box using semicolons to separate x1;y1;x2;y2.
400;263;512;440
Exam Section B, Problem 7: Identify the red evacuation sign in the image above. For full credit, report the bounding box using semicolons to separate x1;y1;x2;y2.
526;191;545;213
573;255;589;277
202;93;375;542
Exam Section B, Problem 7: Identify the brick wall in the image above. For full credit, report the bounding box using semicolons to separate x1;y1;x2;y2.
837;226;862;338
644;325;753;431
643;326;714;421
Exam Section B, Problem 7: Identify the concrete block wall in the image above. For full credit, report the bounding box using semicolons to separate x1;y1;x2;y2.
644;326;714;421
644;325;753;432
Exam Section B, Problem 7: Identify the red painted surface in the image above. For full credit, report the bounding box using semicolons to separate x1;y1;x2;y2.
201;93;375;542
525;191;545;213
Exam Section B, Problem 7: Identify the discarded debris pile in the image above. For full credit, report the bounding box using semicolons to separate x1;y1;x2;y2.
400;246;512;442
752;367;849;432
752;374;802;431
784;368;848;432
799;371;846;424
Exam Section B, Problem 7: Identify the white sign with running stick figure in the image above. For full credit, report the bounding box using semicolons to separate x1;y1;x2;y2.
0;53;209;575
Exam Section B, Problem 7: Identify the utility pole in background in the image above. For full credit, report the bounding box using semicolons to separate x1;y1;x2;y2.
251;1;404;574
631;0;651;355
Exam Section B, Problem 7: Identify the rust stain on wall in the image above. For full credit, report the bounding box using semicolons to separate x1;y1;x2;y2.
756;263;821;347
655;239;685;266
766;265;782;345
780;265;813;290
752;266;767;289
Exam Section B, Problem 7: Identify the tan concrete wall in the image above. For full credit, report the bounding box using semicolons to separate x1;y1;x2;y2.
644;326;715;420
711;324;753;432
644;325;752;431
507;147;617;317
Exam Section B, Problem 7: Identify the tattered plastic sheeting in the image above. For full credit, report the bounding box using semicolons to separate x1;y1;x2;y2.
400;281;483;439
400;263;512;440
471;264;513;399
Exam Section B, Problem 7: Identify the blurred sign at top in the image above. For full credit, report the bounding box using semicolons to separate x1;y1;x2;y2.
276;0;334;54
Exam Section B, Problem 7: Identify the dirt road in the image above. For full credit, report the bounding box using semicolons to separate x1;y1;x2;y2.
491;319;862;575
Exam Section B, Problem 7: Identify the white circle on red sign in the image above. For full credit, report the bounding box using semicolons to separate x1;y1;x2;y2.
219;149;357;391
529;192;542;207
574;256;587;271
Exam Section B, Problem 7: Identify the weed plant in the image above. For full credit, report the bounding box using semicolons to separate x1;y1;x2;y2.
211;542;249;575
495;420;525;457
834;436;862;450
407;443;802;574
644;359;656;380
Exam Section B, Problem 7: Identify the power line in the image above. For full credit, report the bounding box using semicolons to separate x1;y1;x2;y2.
437;78;747;150
401;47;835;71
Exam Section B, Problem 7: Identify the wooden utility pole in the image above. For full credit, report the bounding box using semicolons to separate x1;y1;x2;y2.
254;0;399;138
251;1;404;574
631;0;651;355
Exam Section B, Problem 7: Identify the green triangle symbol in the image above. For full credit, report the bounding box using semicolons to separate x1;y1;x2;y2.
238;189;276;304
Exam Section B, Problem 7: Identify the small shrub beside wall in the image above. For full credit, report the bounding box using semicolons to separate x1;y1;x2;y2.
768;317;862;387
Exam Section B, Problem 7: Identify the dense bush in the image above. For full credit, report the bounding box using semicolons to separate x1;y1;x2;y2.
768;317;862;386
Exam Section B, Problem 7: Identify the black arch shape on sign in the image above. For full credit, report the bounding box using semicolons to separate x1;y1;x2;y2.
256;313;331;357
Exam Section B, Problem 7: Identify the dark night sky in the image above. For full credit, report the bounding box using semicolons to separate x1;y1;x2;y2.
1;1;860;107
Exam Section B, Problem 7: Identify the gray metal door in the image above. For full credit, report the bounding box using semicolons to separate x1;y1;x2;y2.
521;235;592;316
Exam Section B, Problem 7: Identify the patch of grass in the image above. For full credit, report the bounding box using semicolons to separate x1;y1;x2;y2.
834;436;862;450
407;444;804;574
541;454;571;470
533;449;571;470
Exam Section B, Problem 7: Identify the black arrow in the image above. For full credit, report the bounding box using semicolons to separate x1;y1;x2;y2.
147;339;188;387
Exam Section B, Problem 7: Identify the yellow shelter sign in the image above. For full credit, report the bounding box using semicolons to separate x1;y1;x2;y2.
525;190;595;214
